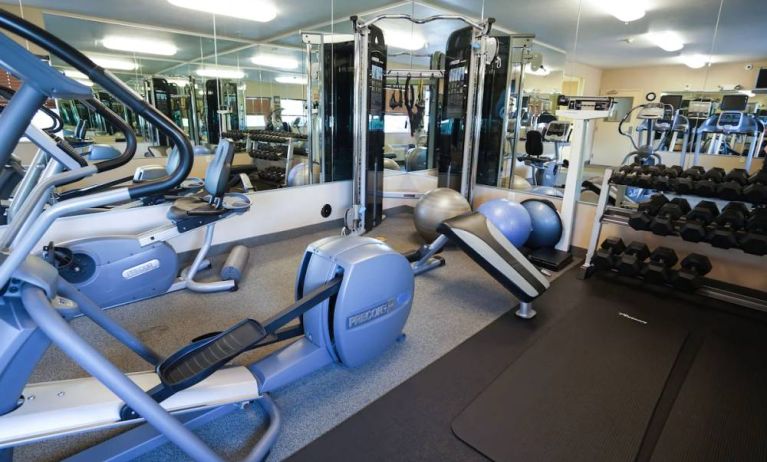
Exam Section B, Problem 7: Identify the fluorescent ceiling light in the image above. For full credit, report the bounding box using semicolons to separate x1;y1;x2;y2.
74;79;94;87
681;54;708;69
89;56;138;71
195;67;246;79
167;0;277;22
592;0;646;23
384;32;427;51
251;54;299;70
63;69;87;80
275;75;308;85
647;32;684;52
103;36;177;56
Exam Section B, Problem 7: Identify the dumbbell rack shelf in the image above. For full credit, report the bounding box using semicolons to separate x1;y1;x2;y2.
581;167;767;312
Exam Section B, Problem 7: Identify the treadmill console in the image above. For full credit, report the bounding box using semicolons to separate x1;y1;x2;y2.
688;101;713;119
545;121;570;142
717;111;744;131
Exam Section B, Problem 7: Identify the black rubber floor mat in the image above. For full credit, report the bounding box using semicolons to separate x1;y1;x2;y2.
650;319;767;462
452;301;689;462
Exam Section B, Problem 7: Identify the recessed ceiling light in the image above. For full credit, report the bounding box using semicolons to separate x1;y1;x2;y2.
275;75;308;85
195;67;246;79
63;69;87;80
591;0;646;23
251;54;299;70
167;0;277;22
384;31;427;51
88;56;139;71
103;36;177;56
647;32;684;52
681;54;709;69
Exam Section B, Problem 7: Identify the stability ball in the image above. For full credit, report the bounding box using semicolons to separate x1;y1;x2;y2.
287;162;321;187
383;158;401;171
477;199;532;247
509;175;532;191
414;188;472;241
405;147;428;171
522;199;563;249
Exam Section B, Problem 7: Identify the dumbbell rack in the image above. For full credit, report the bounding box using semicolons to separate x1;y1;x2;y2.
246;135;304;188
581;167;767;312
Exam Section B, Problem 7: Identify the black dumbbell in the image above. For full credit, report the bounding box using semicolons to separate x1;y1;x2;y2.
693;167;725;197
616;241;651;277
652;165;683;191
635;164;666;189
671;166;705;194
628;194;669;231
743;170;767;205
592;237;627;270
717;168;749;201
672;254;712;291
679;201;720;243
739;208;767;256
710;202;750;249
649;198;691;236
643;247;679;284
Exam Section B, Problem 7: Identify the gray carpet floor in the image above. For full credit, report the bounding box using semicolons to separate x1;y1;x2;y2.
16;211;560;462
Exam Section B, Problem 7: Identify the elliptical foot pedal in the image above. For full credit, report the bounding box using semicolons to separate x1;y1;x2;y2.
158;319;267;389
120;318;267;421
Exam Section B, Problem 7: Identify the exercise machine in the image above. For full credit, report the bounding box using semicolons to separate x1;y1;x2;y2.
0;14;547;462
694;94;765;171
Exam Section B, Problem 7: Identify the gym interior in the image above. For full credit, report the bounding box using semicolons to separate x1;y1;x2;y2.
0;0;765;461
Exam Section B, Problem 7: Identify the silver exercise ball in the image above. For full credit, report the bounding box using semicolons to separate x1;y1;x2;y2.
414;188;472;241
510;175;533;190
384;158;401;170
287;162;321;187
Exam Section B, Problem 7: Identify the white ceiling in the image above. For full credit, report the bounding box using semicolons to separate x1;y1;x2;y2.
0;0;765;72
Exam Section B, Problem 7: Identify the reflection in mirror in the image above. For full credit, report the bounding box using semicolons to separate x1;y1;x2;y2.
494;43;568;196
578;0;767;206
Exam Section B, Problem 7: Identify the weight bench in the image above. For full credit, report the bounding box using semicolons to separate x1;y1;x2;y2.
438;212;550;319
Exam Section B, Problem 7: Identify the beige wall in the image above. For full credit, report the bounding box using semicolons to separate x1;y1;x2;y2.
244;80;306;100
601;60;767;94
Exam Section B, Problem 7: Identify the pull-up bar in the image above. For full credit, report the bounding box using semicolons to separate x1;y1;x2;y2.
351;14;495;35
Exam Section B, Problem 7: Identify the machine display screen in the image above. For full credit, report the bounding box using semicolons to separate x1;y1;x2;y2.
755;68;767;90
720;94;749;112
717;111;743;128
545;122;569;140
660;94;683;113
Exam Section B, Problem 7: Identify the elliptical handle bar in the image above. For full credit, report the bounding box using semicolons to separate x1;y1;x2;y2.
0;86;137;169
0;10;192;200
0;85;62;134
81;97;138;172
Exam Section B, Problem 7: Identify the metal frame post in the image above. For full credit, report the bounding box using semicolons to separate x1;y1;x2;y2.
348;25;370;235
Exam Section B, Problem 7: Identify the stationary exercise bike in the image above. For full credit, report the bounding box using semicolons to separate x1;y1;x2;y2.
42;138;252;309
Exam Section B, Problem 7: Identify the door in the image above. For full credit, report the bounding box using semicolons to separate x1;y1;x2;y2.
591;90;643;166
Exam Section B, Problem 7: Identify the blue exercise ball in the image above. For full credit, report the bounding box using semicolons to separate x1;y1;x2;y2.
477;199;532;247
522;199;563;249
